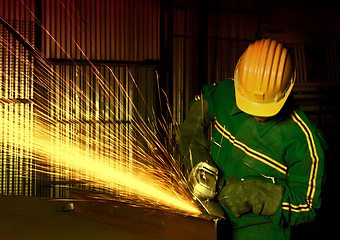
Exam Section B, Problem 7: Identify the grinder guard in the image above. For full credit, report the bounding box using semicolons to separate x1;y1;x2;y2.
188;162;225;218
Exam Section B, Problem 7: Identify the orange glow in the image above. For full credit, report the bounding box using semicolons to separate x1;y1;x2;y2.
34;123;200;215
1;100;200;215
0;14;201;216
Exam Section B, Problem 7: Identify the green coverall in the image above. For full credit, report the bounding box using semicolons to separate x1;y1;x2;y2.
177;79;327;240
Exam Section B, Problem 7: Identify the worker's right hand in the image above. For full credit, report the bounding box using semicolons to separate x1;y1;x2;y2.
217;178;284;218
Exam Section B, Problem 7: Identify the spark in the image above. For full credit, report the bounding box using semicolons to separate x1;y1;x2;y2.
0;10;201;216
1;116;199;215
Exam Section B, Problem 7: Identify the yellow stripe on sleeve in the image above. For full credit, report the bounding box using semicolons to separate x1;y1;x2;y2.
282;110;320;212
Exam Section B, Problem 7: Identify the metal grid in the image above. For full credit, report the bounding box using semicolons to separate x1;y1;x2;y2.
41;0;160;61
0;20;34;196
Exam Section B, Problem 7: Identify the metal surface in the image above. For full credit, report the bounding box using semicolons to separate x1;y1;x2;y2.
69;190;225;240
0;196;167;240
0;192;230;240
0;191;231;240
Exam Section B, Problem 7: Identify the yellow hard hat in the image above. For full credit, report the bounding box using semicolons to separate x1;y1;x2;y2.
234;38;295;117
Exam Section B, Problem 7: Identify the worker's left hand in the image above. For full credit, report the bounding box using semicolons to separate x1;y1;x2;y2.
217;178;284;218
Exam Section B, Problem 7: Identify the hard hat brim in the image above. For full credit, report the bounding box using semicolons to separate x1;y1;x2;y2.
235;84;293;117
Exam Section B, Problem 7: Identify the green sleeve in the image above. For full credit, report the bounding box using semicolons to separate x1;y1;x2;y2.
176;97;213;176
274;110;327;226
202;83;217;118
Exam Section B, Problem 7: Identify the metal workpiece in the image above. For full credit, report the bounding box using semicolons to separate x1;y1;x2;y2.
69;190;229;240
0;192;230;240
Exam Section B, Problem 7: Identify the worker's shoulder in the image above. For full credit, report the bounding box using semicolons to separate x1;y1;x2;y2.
276;107;328;158
203;79;234;97
216;78;234;90
279;107;322;138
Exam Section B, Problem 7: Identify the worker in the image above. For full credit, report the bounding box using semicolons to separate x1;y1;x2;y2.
176;38;327;240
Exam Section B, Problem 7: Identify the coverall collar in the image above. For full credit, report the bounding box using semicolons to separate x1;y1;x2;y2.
255;115;283;137
230;104;243;116
230;104;284;138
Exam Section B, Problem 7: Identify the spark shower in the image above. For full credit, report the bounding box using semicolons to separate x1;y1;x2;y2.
0;1;200;216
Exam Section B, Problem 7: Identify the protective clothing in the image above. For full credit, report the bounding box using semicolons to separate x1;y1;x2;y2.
217;179;284;218
177;79;327;240
234;38;295;117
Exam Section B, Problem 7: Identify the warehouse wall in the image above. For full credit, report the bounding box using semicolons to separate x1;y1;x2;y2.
0;4;35;196
41;0;159;61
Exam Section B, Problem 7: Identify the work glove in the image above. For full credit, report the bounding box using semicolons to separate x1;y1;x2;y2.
217;179;284;218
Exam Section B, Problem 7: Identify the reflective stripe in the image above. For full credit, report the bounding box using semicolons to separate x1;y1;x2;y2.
282;202;311;212
214;119;288;175
282;110;320;212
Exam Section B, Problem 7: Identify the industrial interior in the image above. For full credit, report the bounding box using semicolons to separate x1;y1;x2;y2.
0;0;339;239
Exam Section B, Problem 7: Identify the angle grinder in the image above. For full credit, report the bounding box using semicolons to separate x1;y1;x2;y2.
188;161;225;218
